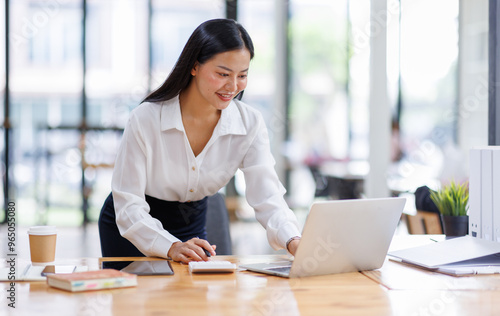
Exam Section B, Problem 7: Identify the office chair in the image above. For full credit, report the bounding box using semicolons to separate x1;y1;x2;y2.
206;193;233;255
404;210;443;234
407;186;444;234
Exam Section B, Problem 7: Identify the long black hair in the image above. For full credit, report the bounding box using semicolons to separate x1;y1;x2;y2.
142;19;254;103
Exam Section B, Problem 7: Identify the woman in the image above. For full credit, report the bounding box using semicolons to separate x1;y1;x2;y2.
98;19;301;263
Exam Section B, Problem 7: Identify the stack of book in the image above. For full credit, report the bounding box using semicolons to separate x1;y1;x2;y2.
46;269;137;292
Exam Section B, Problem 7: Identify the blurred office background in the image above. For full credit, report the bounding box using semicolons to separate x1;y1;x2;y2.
0;0;496;255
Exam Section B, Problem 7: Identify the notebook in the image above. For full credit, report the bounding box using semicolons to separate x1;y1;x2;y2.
388;235;500;275
240;197;406;278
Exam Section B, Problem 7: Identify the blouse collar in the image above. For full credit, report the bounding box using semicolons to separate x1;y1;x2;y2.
160;96;247;136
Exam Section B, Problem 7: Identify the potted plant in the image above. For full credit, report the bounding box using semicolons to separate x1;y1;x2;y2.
430;181;469;238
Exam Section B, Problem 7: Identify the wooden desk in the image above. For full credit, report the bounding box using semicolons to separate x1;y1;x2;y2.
365;235;500;315
2;255;389;315
362;258;500;315
3;244;500;315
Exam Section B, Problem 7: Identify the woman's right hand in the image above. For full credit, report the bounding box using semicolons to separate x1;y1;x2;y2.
167;237;216;264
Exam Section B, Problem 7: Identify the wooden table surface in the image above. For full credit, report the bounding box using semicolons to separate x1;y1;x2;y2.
362;258;500;316
2;255;389;316
3;237;500;315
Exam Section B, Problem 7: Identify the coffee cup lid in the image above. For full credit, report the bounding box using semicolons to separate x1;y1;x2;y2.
28;226;57;235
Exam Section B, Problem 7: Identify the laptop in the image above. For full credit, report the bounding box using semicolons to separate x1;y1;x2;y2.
240;197;406;278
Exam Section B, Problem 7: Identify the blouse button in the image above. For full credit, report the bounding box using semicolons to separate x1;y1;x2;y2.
189;189;194;192
192;166;196;171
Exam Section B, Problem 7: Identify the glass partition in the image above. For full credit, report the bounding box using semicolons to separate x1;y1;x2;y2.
5;0;225;226
239;0;278;144
9;0;83;225
289;0;350;164
150;0;224;90
86;0;149;128
395;0;459;191
0;0;477;225
84;0;150;220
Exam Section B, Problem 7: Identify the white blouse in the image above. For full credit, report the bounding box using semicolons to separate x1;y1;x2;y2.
111;96;301;258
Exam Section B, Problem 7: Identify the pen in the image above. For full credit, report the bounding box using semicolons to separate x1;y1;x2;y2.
204;248;211;257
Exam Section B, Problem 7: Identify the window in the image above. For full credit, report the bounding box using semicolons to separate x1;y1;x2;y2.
239;1;280;148
4;0;225;226
9;0;83;225
150;0;224;89
289;0;350;164
395;0;460;189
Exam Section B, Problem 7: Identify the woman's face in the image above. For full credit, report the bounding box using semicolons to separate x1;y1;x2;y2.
190;48;251;110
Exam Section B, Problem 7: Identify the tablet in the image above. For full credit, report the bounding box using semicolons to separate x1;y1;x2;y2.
101;260;174;276
41;265;76;276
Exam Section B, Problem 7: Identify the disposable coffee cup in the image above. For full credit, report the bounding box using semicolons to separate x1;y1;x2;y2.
28;226;57;265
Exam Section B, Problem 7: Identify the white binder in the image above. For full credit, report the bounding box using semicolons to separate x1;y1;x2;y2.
481;149;493;240
493;149;500;241
469;148;481;238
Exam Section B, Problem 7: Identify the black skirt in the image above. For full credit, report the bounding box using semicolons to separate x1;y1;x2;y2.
98;192;208;257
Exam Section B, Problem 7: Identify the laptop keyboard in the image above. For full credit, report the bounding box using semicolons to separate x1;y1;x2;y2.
267;266;291;273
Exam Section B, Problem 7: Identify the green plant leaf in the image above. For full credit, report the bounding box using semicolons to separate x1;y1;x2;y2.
429;181;469;216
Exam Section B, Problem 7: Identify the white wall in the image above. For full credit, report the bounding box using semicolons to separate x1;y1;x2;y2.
458;0;489;163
